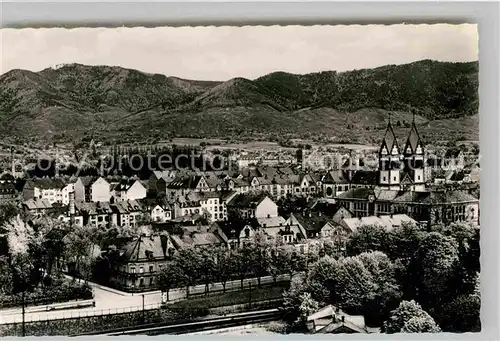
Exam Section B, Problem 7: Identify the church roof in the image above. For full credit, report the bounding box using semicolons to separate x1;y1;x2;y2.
380;121;399;155
404;118;423;154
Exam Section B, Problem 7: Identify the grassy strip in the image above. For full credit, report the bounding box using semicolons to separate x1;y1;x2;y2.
170;282;288;310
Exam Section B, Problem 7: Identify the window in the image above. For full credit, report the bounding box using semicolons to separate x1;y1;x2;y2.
149;265;154;272
383;177;386;181
417;175;421;180
139;278;144;286
393;177;396;181
131;267;136;273
150;278;154;285
140;267;144;273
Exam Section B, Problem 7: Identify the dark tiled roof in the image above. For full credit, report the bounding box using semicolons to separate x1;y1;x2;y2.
227;192;268;208
121;235;168;262
291;212;331;233
336;187;373;200
404;120;423;155
350;170;377;185
380;121;400;155
31;178;67;189
167;175;204;189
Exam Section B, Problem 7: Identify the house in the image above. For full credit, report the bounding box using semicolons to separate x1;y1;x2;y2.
148;170;177;196
76;201;114;229
339;214;417;233
111;200;147;228
306;305;373;334
22;198;55;215
226;192;278;220
112;179;147;202
0;182;17;204
22;178;67;204
336;186;479;226
54;192;84;227
166;175;211;199
108;233;176;292
91;177;111;202
237;154;260;168
211;220;255;249
150;202;173;223
260;221;308;248
61;181;75;206
74;176;96;202
287;212;337;239
169;225;227;250
321;170;350;198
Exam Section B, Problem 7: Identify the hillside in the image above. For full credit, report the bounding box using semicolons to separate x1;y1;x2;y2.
0;60;479;145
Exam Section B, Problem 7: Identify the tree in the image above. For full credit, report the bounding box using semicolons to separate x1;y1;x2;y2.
439;294;480;332
213;247;234;293
306;255;339;304
0;256;13;294
346;224;390;256
414;232;459;306
247;231;270;287
157;262;186;302
281;275;312;327
199;248;216;295
297;292;319;327
63;224;95;283
234;245;252;290
357;251;402;326
333;256;378;314
174;247;202;298
382;300;440;333
401;315;441;333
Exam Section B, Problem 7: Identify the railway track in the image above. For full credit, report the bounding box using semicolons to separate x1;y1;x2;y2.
79;309;281;336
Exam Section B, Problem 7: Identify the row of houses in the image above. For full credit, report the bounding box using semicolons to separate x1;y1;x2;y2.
103;192;420;292
22;176;148;205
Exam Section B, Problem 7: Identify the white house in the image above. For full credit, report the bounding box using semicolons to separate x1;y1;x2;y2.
151;204;172;223
113;179;147;202
91;177;111;202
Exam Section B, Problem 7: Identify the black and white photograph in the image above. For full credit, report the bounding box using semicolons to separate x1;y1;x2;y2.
0;23;481;336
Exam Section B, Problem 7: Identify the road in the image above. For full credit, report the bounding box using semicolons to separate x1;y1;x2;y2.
0;274;291;324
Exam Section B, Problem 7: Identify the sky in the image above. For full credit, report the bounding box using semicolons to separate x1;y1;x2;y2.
0;24;478;81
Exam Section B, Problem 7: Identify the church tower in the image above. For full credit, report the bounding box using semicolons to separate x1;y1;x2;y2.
378;114;402;190
403;113;426;191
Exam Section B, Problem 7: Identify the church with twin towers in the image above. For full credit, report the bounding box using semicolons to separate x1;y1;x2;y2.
333;114;479;227
378;113;426;192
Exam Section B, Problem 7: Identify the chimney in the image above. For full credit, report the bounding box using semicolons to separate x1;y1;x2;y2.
69;191;76;217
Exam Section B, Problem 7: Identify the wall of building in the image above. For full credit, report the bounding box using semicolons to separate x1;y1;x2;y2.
255;197;278;218
91;178;111;202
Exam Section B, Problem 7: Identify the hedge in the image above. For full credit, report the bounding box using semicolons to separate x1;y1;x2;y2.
0;282;93;309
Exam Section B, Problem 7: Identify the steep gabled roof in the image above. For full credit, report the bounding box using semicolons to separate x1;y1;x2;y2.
121;235;168;262
380;120;400;155
404;119;423;155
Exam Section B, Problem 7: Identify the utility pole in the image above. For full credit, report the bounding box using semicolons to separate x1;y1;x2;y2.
248;282;252;308
21;289;25;337
142;294;145;324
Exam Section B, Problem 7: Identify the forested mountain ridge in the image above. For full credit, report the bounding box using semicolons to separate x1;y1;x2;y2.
0;60;478;144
